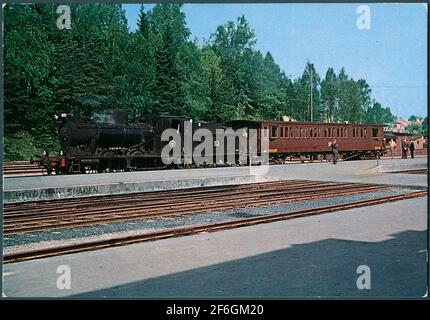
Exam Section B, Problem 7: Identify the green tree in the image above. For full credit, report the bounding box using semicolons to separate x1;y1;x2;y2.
210;16;257;119
148;3;190;115
4;4;58;156
114;30;156;117
137;4;150;38
201;49;236;122
293;62;321;122
364;101;395;125
320;68;338;123
255;52;290;120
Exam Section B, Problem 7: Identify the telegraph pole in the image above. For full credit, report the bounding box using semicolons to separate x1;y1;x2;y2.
310;67;313;122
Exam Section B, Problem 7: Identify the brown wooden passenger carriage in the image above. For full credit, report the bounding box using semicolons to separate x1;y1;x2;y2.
228;120;386;160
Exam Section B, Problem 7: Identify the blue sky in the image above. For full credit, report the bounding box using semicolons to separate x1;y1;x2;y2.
124;3;427;119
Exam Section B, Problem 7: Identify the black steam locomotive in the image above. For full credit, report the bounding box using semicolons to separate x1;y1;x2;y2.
37;104;227;174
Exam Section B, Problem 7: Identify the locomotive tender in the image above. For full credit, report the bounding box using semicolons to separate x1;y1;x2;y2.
37;105;386;174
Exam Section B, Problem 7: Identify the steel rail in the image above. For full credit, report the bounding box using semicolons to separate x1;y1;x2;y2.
3;180;327;215
4;184;389;235
4;190;426;263
4;181;363;217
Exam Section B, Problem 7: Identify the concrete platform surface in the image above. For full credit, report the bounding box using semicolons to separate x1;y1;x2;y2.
3;168;269;203
3;157;427;203
3;196;427;298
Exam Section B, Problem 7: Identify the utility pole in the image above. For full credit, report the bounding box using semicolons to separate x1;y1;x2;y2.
310;66;313;122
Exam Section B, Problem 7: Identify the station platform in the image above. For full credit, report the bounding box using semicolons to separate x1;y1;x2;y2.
3;157;427;203
3;168;271;203
266;157;428;189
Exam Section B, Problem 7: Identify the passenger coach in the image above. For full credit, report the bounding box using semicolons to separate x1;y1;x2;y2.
228;120;386;161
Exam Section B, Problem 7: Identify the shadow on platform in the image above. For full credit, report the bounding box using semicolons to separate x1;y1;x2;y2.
73;229;427;298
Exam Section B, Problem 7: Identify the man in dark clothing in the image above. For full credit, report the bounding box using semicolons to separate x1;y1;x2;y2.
330;139;338;164
409;141;415;158
401;139;408;159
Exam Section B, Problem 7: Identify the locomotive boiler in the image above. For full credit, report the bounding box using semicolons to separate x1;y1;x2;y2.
57;106;153;155
41;105;186;174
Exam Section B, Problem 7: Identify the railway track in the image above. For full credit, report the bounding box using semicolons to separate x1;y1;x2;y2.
4;189;427;264
3;161;43;177
6;154;420;177
387;169;428;174
4;180;393;235
2;160;328;177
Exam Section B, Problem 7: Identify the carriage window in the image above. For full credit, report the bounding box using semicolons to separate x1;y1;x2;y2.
294;128;298;138
345;128;348;137
314;127;318;138
290;127;293;138
328;128;331;137
364;128;367;138
360;128;364;138
324;128;328;138
305;128;308;138
372;128;379;139
280;127;284;138
309;128;313;138
271;126;278;138
340;128;343;138
300;128;303;138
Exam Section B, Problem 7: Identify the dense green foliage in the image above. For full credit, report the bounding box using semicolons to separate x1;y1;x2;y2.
405;116;428;136
4;3;400;160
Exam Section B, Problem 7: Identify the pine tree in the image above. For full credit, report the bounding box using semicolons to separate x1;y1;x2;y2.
320;68;338;122
201;48;235;122
137;4;149;37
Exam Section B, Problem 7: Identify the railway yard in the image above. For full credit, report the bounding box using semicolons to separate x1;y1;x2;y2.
2;157;428;298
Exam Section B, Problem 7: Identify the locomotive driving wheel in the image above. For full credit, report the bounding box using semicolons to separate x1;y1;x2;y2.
99;150;115;172
127;149;145;170
42;168;52;175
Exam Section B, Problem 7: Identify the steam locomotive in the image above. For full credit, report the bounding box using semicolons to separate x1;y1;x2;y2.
36;104;386;175
37;105;227;174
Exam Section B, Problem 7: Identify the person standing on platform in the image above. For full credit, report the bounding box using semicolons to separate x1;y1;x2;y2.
401;139;408;159
389;139;396;159
330;139;338;164
409;141;415;158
